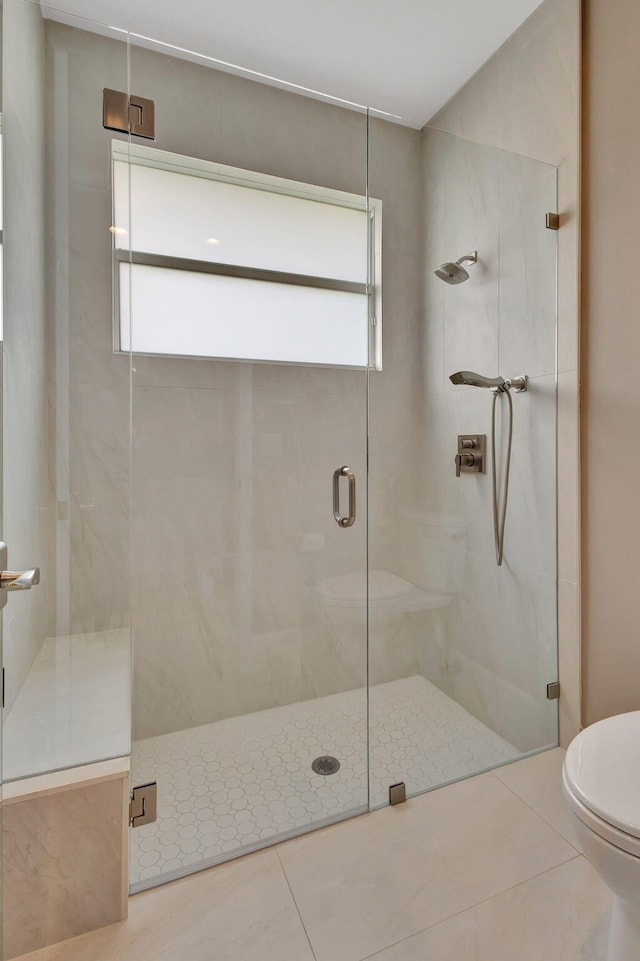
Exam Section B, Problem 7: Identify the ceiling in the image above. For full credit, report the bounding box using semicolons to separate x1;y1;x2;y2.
41;0;545;128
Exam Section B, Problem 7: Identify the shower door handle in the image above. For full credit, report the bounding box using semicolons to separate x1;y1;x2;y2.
0;568;40;591
0;541;41;610
333;466;356;528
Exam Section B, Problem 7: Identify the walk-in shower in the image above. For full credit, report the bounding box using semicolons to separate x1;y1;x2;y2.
1;0;560;909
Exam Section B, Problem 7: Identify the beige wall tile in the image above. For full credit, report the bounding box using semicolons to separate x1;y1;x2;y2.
558;151;580;374
421;126;562;750
423;0;580;747
558;577;581;746
44;20;424;739
432;0;579;166
3;0;55;713
3;776;128;958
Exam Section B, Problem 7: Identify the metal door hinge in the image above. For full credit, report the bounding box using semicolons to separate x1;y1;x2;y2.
2;668;5;709
389;782;407;806
103;89;156;140
547;681;561;701
129;782;157;827
546;212;560;230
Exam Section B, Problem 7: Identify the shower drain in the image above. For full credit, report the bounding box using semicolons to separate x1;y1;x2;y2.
311;755;341;776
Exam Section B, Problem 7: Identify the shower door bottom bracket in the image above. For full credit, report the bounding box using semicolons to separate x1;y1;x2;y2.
389;782;407;806
546;682;561;701
130;782;158;827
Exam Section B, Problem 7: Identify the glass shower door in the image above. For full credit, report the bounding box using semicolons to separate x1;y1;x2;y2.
126;38;370;890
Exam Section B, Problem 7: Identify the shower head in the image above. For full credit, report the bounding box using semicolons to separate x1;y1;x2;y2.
435;251;478;285
449;370;506;390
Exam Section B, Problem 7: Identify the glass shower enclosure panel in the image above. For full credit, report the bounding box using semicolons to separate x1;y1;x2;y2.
2;5;132;954
127;38;370;890
367;126;559;806
1;7;132;782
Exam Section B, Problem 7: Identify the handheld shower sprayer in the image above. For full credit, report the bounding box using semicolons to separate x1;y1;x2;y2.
449;371;527;392
449;370;506;390
448;370;528;565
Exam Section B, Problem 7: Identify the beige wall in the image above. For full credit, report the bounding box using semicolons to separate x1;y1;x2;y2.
581;0;640;724
3;0;55;713
429;0;581;746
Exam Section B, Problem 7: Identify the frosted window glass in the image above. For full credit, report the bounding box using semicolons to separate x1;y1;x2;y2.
113;160;367;282
120;264;368;367
112;144;381;368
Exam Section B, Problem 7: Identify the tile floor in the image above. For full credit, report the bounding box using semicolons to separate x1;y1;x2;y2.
130;675;516;889
16;748;613;961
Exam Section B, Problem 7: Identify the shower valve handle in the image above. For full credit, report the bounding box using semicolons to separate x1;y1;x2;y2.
455;452;475;477
455;435;486;477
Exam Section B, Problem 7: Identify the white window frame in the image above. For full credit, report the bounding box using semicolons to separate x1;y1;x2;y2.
111;141;382;369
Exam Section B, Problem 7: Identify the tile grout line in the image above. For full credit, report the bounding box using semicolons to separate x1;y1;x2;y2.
356;853;584;961
489;767;582;855
268;764;579;961
275;846;319;961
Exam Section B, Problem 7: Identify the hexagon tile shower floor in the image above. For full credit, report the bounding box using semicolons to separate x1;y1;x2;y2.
130;675;515;888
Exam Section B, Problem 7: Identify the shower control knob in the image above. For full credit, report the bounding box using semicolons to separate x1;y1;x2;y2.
455;453;475;477
455;435;486;477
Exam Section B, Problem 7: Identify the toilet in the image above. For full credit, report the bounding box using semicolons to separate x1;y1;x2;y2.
563;712;640;961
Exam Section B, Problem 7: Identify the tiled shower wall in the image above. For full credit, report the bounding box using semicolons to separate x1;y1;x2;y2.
48;21;425;740
419;129;558;750
3;0;55;714
48;0;579;747
128;60;424;737
427;0;581;747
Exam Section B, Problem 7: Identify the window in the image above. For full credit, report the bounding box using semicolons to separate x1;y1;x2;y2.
112;142;382;368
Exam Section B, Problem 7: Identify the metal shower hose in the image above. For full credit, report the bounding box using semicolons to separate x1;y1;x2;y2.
491;386;513;567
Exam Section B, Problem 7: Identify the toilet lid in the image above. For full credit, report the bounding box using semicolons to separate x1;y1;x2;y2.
315;570;414;603
564;711;640;839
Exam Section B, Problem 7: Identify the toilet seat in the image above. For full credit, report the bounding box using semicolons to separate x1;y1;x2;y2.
563;767;640;857
563;711;640;856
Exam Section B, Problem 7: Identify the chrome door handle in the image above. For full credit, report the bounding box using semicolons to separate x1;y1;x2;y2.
0;542;40;610
0;568;40;591
333;465;356;528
